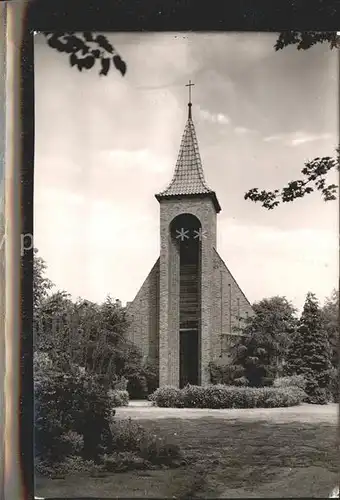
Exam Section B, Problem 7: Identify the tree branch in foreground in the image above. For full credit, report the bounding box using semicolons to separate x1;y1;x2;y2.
245;150;339;209
275;31;340;51
41;32;127;76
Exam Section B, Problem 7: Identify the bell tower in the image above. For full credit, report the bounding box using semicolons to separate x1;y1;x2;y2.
155;82;221;387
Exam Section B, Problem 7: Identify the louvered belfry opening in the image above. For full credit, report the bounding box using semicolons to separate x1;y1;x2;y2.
171;213;201;388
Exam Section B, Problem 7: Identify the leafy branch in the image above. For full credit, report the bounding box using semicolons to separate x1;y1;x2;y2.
245;149;339;209
41;32;127;76
274;31;340;51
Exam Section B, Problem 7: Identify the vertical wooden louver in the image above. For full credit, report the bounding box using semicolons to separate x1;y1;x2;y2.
180;262;199;328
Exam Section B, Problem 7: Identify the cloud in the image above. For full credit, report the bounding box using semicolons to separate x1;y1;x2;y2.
218;220;338;311
35;188;83;206
234;126;257;135
263;134;283;142
98;148;172;174
290;132;332;146
198;108;230;125
263;131;334;147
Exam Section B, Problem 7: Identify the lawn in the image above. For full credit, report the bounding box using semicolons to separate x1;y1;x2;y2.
35;417;338;498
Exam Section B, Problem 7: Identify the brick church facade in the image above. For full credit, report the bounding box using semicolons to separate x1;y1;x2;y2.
126;94;253;388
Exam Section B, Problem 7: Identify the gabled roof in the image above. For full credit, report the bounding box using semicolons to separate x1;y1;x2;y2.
155;104;221;213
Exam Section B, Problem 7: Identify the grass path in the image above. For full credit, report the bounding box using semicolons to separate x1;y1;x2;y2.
36;414;338;498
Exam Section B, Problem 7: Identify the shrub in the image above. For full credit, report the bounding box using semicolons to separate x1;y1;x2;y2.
59;431;84;455
329;367;339;403
126;360;159;399
127;373;148;400
307;385;330;405
181;385;208;408
35;456;103;477
233;376;249;387
110;418;146;452
211;385;238;408
143;361;159;395
149;386;184;407
102;451;146;472
208;361;244;385
274;374;307;391
150;384;306;409
108;389;129;407
110;418;183;468
261;387;306;407
35;365;113;464
112;376;128;391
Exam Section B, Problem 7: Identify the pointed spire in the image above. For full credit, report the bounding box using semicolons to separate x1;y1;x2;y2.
155;82;221;213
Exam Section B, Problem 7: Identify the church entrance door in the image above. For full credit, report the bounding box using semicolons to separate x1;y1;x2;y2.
179;329;198;388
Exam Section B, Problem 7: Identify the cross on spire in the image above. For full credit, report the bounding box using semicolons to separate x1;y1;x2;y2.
185;80;195;119
186;80;194;103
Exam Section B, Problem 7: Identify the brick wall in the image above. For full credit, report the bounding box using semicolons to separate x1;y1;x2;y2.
125;258;160;364
211;249;253;365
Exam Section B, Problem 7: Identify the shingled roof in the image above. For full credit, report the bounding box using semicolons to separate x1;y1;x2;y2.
155;104;221;213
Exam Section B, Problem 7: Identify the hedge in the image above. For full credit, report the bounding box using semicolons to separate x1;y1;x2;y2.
273;374;307;391
150;384;306;409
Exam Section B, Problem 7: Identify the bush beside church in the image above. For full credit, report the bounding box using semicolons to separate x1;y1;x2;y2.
150;384;306;409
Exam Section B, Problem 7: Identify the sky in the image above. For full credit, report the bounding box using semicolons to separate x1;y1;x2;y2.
34;32;339;312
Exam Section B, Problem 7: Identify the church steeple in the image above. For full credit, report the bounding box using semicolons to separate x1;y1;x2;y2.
155;82;221;213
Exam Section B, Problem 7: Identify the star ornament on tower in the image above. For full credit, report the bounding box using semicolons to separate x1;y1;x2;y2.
193;228;207;240
176;228;190;241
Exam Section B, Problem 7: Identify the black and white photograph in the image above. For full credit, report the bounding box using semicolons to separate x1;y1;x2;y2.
33;31;338;498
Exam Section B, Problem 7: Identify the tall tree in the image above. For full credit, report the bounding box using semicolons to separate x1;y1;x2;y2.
285;292;332;403
34;289;75;362
34;285;145;389
33;248;54;312
321;289;339;368
232;296;298;386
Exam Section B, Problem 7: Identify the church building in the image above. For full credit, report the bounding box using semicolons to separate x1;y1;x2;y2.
126;84;253;388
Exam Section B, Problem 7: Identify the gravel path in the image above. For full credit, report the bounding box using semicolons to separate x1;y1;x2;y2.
116;401;338;424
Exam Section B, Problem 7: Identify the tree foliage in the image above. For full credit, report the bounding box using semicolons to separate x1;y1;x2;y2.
245;149;339;209
275;31;340;51
34;289;143;388
33;248;54;311
231;296;298;386
285;292;332;404
33;250;156;396
321;289;339;368
41;32;127;76
35;352;113;463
